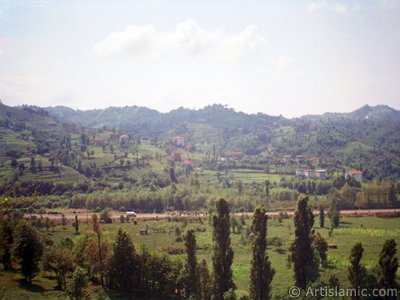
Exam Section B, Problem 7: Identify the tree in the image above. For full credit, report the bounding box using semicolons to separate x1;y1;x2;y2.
0;221;13;269
184;229;199;297
11;159;18;168
328;188;341;228
12;221;44;283
61;214;67;227
288;195;317;289
212;198;235;299
108;229;139;294
313;232;328;267
377;239;398;292
92;214;104;286
348;243;367;299
319;206;325;228
198;259;211;300
67;266;88;300
43;241;75;290
250;207;275;300
73;215;79;235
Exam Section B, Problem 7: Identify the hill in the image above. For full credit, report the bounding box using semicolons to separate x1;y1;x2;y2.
302;104;400;122
44;104;283;134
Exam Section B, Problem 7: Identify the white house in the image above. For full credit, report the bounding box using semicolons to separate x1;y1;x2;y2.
345;169;363;182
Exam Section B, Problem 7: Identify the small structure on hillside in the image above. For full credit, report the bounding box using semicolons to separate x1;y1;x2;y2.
174;136;185;147
315;169;327;179
296;168;315;178
119;134;129;143
345;169;363;182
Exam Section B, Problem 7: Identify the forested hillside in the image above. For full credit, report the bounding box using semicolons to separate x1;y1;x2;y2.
0;102;398;214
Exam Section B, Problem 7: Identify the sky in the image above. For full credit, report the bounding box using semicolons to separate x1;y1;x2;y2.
0;0;399;117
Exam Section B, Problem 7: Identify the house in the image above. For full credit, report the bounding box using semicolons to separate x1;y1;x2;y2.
223;152;242;160
283;155;292;163
315;169;327;179
296;168;315;178
174;136;185;147
295;155;305;163
119;134;129;143
345;169;363;182
309;156;321;165
181;154;190;165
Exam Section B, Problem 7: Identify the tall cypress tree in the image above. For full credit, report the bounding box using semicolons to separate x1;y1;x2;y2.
212;198;235;300
348;243;367;299
250;207;275;300
288;195;316;289
377;239;398;291
319;206;325;228
198;259;211;300
184;229;199;297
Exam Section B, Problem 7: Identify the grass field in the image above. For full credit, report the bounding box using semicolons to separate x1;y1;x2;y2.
197;168;295;184
1;215;399;298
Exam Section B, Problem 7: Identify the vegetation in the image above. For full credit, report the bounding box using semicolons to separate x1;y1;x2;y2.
1;102;400;298
250;207;275;300
212;198;235;299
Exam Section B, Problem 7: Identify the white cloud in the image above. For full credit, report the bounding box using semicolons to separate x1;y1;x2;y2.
92;19;267;63
308;0;347;14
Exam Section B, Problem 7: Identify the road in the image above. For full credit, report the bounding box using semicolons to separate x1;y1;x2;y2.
25;208;400;221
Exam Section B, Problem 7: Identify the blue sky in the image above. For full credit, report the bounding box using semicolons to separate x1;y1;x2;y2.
0;0;399;117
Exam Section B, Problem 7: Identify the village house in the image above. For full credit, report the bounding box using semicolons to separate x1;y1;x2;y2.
181;154;190;165
119;134;129;143
174;136;185;147
283;155;292;163
345;169;363;182
315;169;327;179
296;168;315;178
223;152;242;161
309;156;321;165
295;155;305;163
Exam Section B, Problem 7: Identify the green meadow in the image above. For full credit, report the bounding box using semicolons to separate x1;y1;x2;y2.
1;215;399;299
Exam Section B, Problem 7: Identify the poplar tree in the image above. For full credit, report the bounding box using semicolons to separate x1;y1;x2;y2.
377;239;398;291
198;259;211;300
250;207;275;300
184;229;199;298
319;206;325;228
212;198;235;300
92;214;104;286
348;243;367;299
288;195;317;289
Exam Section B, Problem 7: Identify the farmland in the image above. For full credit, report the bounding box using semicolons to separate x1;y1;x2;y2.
1;214;399;299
